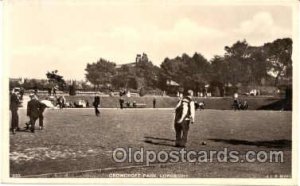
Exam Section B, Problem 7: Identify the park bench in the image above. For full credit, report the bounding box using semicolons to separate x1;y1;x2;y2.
135;103;147;108
125;101;146;108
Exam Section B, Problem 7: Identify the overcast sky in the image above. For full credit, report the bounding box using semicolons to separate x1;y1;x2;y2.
4;0;294;80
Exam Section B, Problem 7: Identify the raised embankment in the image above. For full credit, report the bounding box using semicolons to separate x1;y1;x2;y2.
59;96;287;110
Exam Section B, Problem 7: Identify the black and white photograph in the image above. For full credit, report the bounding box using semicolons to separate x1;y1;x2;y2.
1;0;299;184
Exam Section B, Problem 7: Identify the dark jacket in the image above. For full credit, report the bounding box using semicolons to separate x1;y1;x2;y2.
27;99;45;118
10;93;20;111
93;96;100;107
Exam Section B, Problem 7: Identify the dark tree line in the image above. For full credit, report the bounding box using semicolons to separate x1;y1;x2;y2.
84;38;292;95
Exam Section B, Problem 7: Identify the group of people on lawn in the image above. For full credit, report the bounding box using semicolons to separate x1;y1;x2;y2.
10;90;47;134
10;87;241;148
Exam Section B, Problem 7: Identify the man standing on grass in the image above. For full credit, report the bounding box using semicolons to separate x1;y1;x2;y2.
10;90;20;134
119;97;124;109
27;94;46;133
153;97;156;108
93;93;100;117
25;94;47;130
174;90;195;147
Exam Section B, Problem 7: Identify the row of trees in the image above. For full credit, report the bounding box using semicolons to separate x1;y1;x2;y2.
11;38;292;96
84;38;292;95
10;70;81;95
85;53;160;93
9;72;63;91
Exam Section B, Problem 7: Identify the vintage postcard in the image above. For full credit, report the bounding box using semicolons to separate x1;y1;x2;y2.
1;0;299;185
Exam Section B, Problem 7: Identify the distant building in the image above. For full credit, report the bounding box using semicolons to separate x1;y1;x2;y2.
116;53;149;69
136;53;148;63
166;80;179;86
116;62;136;69
136;54;142;63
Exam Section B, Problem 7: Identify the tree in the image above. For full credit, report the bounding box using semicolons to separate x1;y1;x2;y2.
113;64;137;89
189;53;211;90
160;56;188;93
9;79;21;90
246;47;268;86
210;56;227;83
159;53;210;94
46;70;66;90
135;57;160;89
85;58;116;90
224;40;250;86
263;38;293;86
69;81;77;96
210;56;229;96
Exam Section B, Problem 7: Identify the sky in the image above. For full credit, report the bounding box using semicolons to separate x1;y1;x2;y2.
4;0;294;80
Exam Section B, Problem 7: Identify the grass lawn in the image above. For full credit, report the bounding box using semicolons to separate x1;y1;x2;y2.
9;109;292;178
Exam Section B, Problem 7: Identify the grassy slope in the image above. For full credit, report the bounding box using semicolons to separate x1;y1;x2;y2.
57;95;283;110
